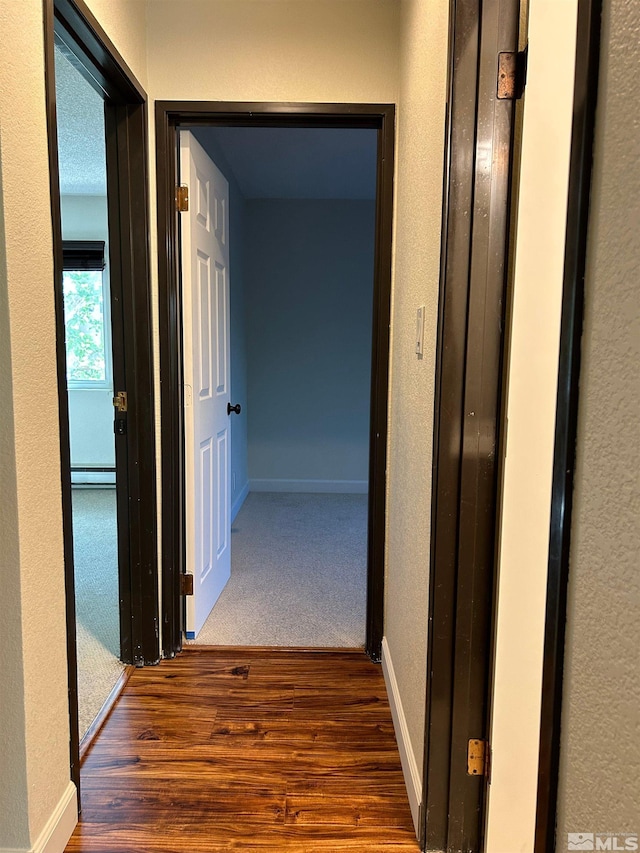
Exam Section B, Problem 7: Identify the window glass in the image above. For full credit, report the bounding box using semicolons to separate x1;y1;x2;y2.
62;269;108;384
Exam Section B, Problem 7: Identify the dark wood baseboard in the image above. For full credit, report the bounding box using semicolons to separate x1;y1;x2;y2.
80;664;136;763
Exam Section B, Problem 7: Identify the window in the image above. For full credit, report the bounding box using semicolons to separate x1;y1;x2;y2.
62;241;111;388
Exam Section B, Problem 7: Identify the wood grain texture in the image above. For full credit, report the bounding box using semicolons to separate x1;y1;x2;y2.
67;648;419;852
80;665;136;762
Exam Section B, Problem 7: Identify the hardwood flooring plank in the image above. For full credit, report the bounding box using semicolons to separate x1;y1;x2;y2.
83;707;219;747
292;687;391;720
285;772;409;797
209;717;398;747
119;684;295;709
80;748;405;783
75;786;287;825
284;794;414;829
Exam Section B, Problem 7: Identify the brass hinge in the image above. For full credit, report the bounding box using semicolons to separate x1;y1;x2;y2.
497;46;528;100
112;391;128;412
467;739;491;780
180;573;194;596
176;184;189;212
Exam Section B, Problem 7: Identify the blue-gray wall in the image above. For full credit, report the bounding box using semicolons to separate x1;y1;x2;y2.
245;199;375;490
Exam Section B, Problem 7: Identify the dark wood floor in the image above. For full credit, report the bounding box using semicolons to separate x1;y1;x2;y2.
66;647;419;852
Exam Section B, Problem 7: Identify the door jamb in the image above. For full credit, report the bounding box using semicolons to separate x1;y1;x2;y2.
43;0;158;792
422;0;604;847
421;0;521;848
155;102;395;662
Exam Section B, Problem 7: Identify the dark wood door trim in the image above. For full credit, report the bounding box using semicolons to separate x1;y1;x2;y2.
43;0;158;793
44;0;79;793
421;0;520;848
103;95;158;666
155;102;395;662
534;0;603;849
51;0;146;102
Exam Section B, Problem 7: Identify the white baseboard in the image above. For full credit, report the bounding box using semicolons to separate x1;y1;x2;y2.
249;478;368;494
231;481;250;523
0;781;79;853
381;637;422;836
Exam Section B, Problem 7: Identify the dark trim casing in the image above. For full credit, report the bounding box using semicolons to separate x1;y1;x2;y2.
155;102;395;662
52;0;146;102
422;0;520;848
103;97;159;666
44;0;158;791
534;0;603;850
43;0;81;794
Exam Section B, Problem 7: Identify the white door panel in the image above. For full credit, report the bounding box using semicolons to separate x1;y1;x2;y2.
180;130;231;639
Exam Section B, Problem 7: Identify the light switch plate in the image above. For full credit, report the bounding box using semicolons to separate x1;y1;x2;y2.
416;305;425;356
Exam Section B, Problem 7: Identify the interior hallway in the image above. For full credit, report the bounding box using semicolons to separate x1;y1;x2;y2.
66;648;419;852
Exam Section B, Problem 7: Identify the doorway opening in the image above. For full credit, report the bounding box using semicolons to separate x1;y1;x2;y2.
179;126;378;646
44;0;157;790
157;103;395;662
54;39;125;742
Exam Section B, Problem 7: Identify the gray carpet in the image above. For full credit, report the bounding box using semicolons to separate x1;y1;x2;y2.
71;488;125;739
190;491;368;647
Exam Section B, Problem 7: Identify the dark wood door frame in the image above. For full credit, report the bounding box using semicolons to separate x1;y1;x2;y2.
421;0;521;848
421;0;604;848
43;0;158;793
155;102;395;662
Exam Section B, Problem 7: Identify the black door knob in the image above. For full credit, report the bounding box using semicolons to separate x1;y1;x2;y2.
227;403;241;415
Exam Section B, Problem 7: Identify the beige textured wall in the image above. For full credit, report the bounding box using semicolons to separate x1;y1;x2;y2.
0;1;70;847
0;1;148;849
384;0;449;775
83;0;148;89
556;0;640;840
146;0;398;103
0;114;31;851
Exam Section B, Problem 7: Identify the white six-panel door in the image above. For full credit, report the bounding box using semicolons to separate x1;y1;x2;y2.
179;130;231;639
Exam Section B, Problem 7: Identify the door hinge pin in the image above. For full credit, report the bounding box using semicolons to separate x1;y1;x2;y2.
180;573;194;596
497;46;528;100
176;184;189;212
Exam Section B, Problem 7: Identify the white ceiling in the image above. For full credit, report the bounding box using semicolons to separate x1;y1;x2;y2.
192;126;377;200
54;44;107;196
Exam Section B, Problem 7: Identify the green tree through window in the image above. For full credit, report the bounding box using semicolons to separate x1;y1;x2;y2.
63;269;107;383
